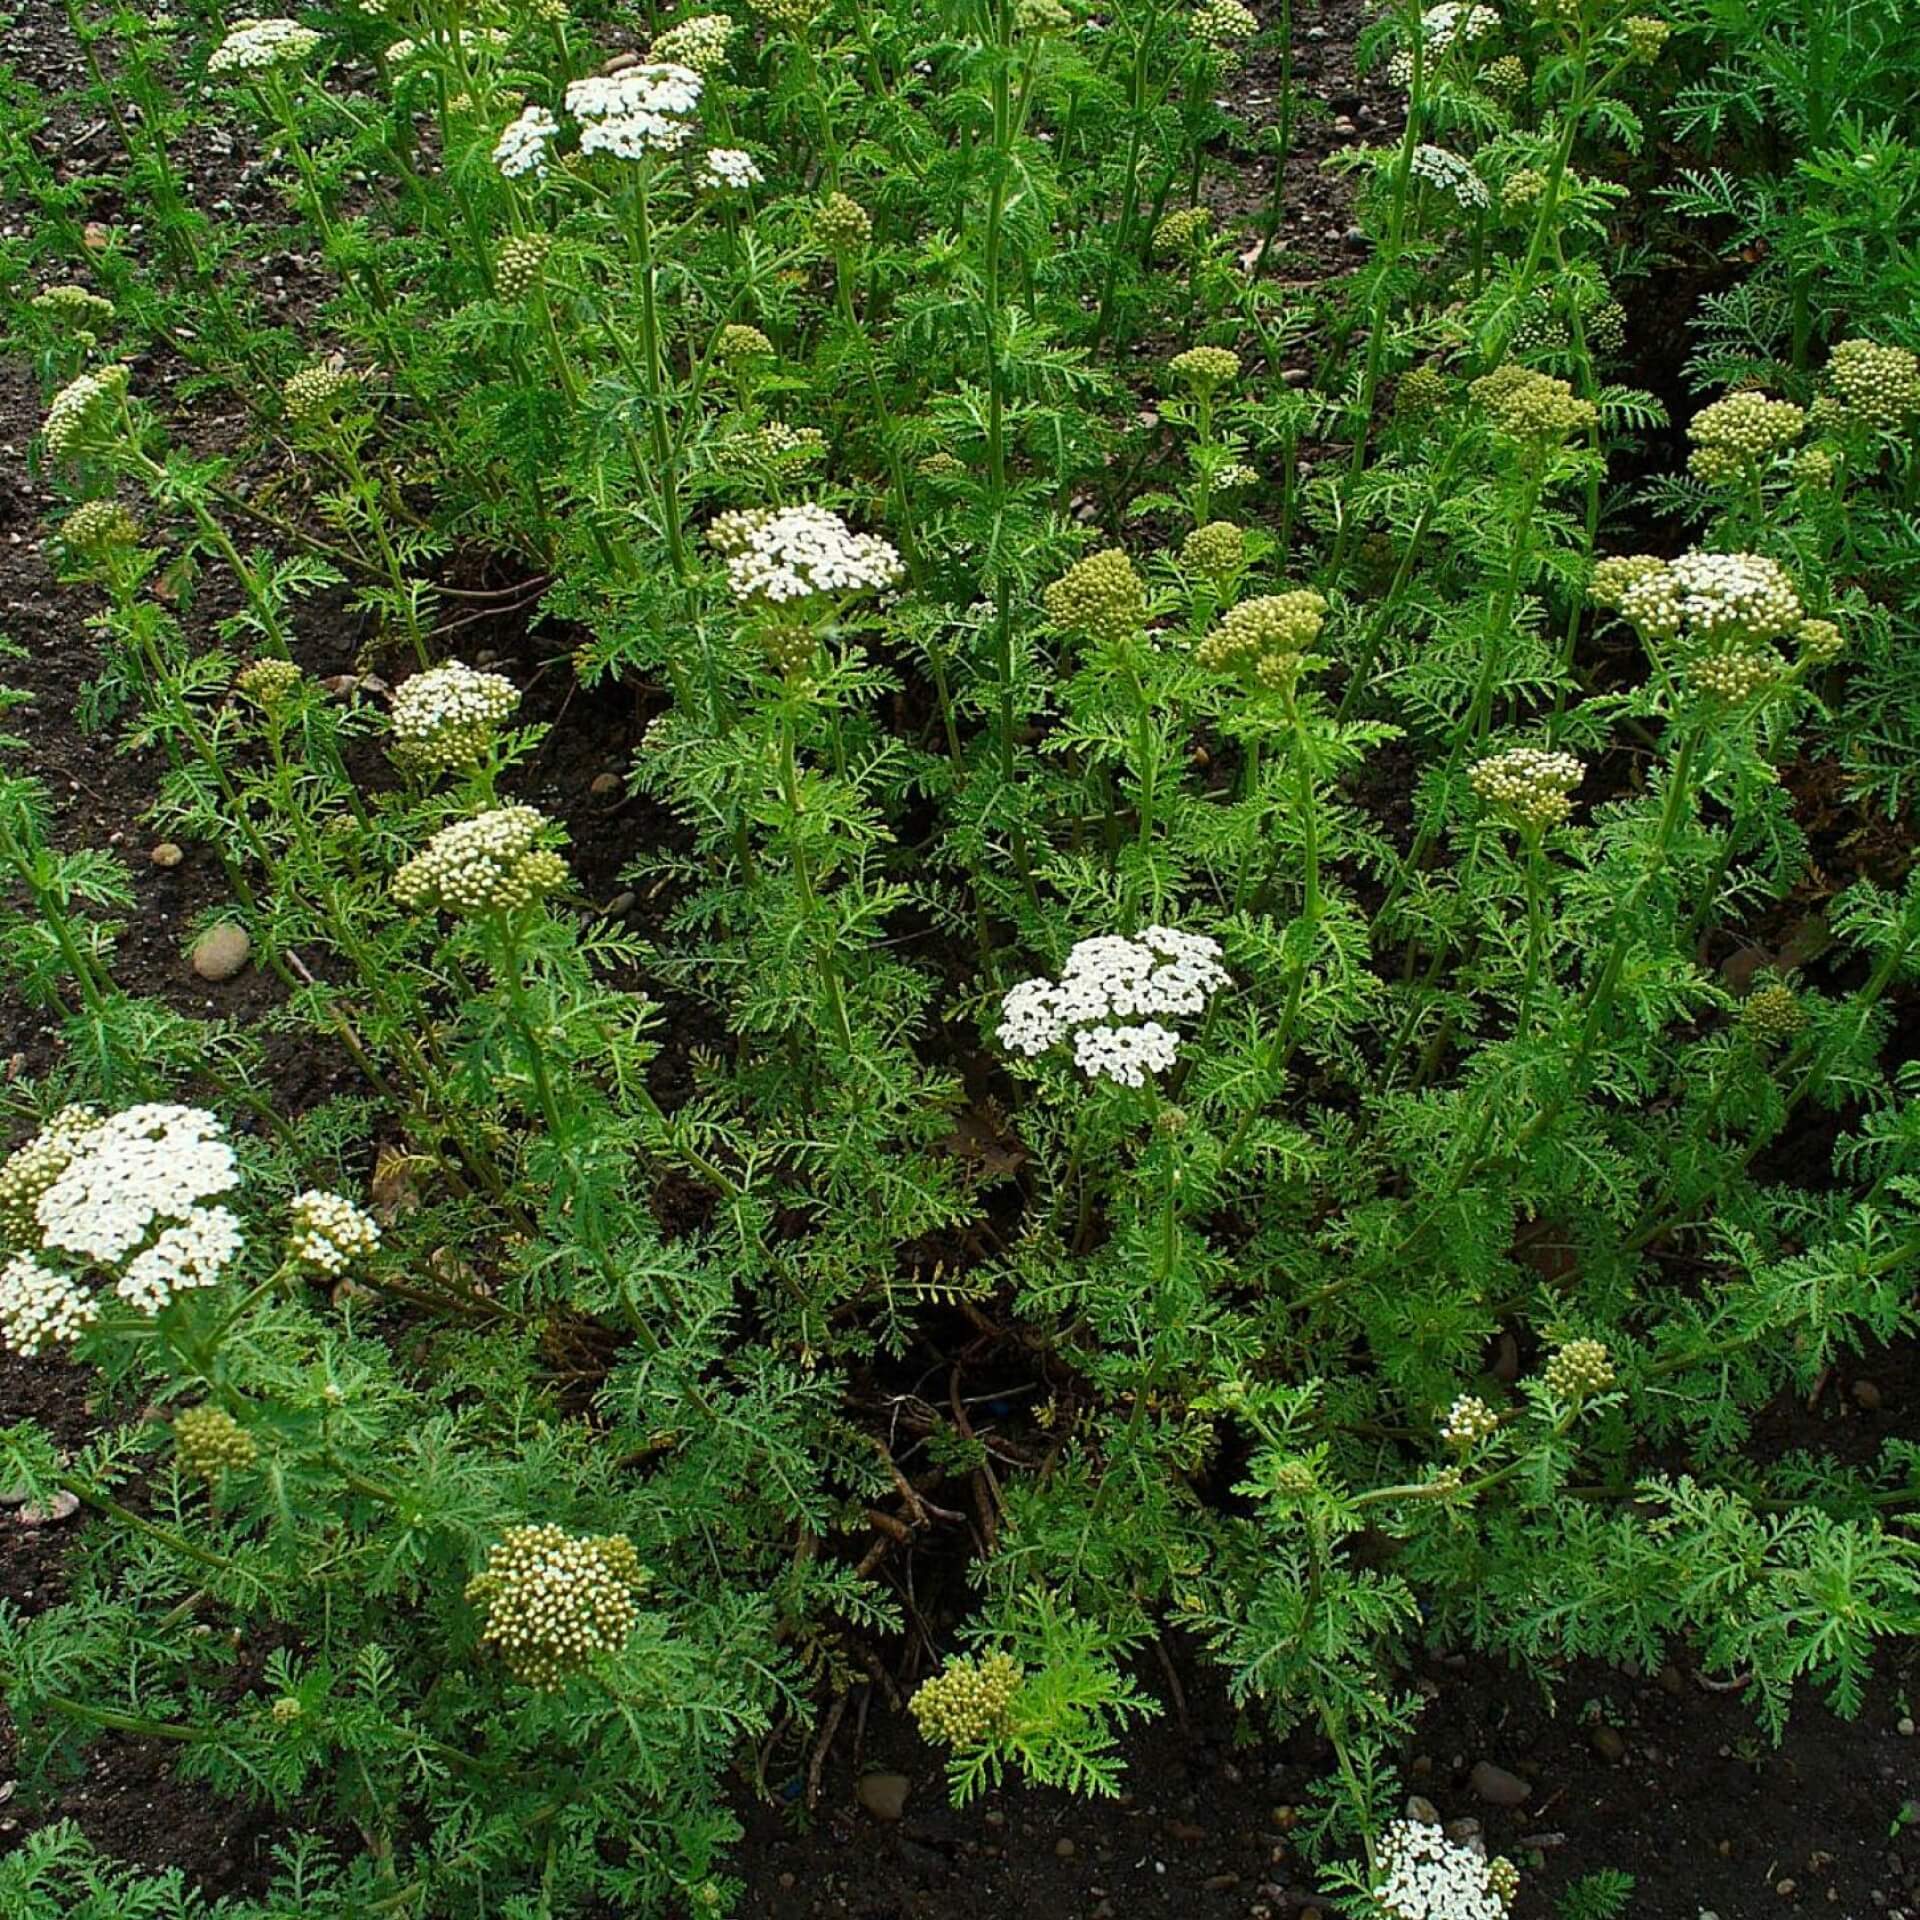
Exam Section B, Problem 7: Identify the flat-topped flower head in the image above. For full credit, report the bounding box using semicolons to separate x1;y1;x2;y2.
1479;52;1527;96
650;13;735;72
1500;166;1546;212
288;1190;381;1274
43;366;129;457
723;421;825;473
1181;520;1245;579
59;499;140;559
1395;367;1450;417
1622;13;1669;60
116;1205;244;1313
1688;391;1804;468
1686;646;1781;703
1470;364;1596;440
1587;553;1665;611
1191;0;1258;51
1741;980;1805;1044
393;806;567;915
1410;144;1490;208
707;504;902;604
1616;551;1802;644
716;322;775;365
234;657;304;711
1215;460;1260;492
175;1403;258;1478
0;1254;98;1356
1166;344;1241;393
389;660;520;771
1153;206;1213;258
283;362;361;426
695;146;763;189
1442;1393;1499;1450
1543;1337;1614;1402
35;1104;239;1267
1043;549;1145;641
1796;616;1844;664
1469;745;1583;832
494;103;558;178
209;16;323;72
912;1651;1023;1747
1827;338;1920;428
1196;589;1328;686
566;64;702;158
467;1523;647;1688
0;1107;103;1240
1388;0;1499;80
813;190;872;250
1375;1818;1519;1918
33;284;114;329
495;232;552;297
998;927;1230;1087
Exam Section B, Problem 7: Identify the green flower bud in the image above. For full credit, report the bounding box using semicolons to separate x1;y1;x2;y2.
175;1403;259;1479
1043;548;1146;640
1741;980;1805;1043
716;322;776;365
1166;344;1242;393
234;658;306;710
1470;363;1596;441
911;1651;1023;1747
1152;206;1213;258
1543;1337;1614;1401
1195;588;1327;685
1180;520;1245;579
495;232;551;298
1469;745;1583;832
466;1524;647;1689
1827;338;1920;428
813;190;872;252
1621;13;1669;61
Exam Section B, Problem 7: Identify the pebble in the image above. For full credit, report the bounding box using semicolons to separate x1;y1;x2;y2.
1333;116;1356;134
1658;1663;1686;1696
16;1490;80;1526
150;841;184;869
1855;1379;1883;1410
1054;1837;1075;1859
1899;1718;1915;1738
1591;1725;1628;1763
1404;1795;1441;1825
1468;1762;1531;1807
190;922;251;982
856;1772;910;1821
590;771;622;797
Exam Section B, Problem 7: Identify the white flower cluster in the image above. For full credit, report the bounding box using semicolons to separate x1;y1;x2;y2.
695;146;763;189
208;17;324;73
0;1254;98;1356
998;928;1231;1088
1409;144;1491;209
288;1190;381;1274
389;659;520;770
494;104;558;179
466;1524;647;1688
37;1104;240;1264
117;1206;245;1313
1388;5;1500;83
391;804;569;915
566;63;702;159
707;504;904;604
1618;550;1803;643
42;366;129;457
1374;1819;1517;1920
1442;1393;1499;1448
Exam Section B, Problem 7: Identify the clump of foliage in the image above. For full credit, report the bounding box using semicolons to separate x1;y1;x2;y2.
0;0;1916;1908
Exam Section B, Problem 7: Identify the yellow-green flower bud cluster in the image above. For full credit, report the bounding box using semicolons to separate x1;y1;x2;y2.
813;191;871;251
1166;344;1242;392
1191;0;1258;51
1469;745;1582;831
1441;1393;1499;1449
1487;1856;1521;1907
1016;0;1072;30
1269;1458;1317;1497
1543;1338;1614;1401
1827;338;1920;428
1181;520;1245;578
1741;980;1805;1043
1587;553;1666;611
1796;617;1843;663
1395;366;1450;417
716;322;775;365
283;363;361;425
1470;364;1596;441
175;1403;258;1479
60;499;140;556
466;1523;646;1688
270;1696;304;1725
288;1189;381;1273
0;1107;102;1240
1585;298;1627;356
1686;646;1780;703
1153;207;1213;258
1043;549;1146;640
235;658;305;710
1793;445;1838;489
496;232;551;298
1622;13;1669;61
758;620;820;678
389;660;520;771
1501;166;1547;212
34;284;114;328
1215;460;1260;491
917;450;967;482
732;421;826;469
1196;589;1328;686
1479;53;1527;96
1687;392;1805;481
911;1651;1023;1747
43;366;129;457
392;805;568;915
754;0;822;28
649;11;734;71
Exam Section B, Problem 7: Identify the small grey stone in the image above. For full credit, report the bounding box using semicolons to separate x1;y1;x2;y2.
1591;1724;1628;1763
16;1490;80;1527
1468;1761;1532;1807
191;922;251;982
857;1772;910;1821
1404;1795;1441;1825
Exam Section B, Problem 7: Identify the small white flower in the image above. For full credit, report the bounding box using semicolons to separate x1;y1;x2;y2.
494;104;559;179
1073;1022;1181;1086
0;1254;97;1355
1409;144;1491;209
695;146;763;190
1373;1817;1517;1919
390;660;519;769
116;1206;244;1313
36;1104;240;1264
707;504;904;604
208;16;323;73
